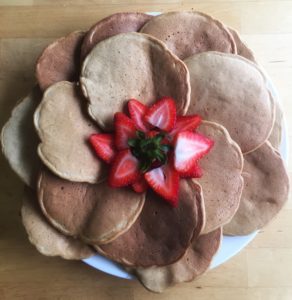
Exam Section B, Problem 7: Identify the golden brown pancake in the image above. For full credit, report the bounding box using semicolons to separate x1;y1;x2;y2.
36;31;84;91
34;81;105;184
228;27;256;62
95;180;201;267
81;12;151;60
80;32;190;131
195;121;244;234
140;11;236;60
22;188;94;259
132;228;222;293
224;141;289;235
185;52;275;154
1;87;42;188
38;169;145;245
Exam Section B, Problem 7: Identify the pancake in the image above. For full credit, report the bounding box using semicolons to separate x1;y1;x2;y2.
38;169;145;245
81;12;151;60
36;31;84;91
140;11;236;60
22;188;94;259
195;121;244;234
80;32;190;131
95;180;201;267
268;94;283;150
228;27;256;62
34;81;105;184
224;141;289;235
1;87;42;188
133;227;222;293
185;52;275;154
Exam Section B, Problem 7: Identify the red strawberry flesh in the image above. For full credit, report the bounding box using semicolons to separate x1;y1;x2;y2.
169;115;202;140
132;177;148;193
144;97;176;132
144;162;179;206
114;112;136;150
128;99;148;132
89;133;116;164
109;149;140;187
174;131;214;174
179;162;203;178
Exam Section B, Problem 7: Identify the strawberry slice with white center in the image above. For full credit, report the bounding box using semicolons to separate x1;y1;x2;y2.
114;112;136;150
169;115;202;140
144;97;176;132
132;176;148;193
109;149;140;187
128;99;148;132
89;133;116;164
174;131;214;174
179;162;203;178
144;162;179;206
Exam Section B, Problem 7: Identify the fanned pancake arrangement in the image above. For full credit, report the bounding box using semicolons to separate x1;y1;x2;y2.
1;11;289;293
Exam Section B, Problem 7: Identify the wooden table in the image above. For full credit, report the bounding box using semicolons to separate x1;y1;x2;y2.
0;1;292;299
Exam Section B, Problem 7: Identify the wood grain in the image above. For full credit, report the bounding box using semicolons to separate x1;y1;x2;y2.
0;1;292;299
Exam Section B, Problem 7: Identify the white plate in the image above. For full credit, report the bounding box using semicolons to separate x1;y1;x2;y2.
83;15;289;279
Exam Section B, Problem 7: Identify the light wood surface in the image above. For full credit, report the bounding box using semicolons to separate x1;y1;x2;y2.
0;1;292;299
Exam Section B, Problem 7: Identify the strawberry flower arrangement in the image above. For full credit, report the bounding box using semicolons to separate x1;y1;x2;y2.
1;11;288;293
89;97;213;206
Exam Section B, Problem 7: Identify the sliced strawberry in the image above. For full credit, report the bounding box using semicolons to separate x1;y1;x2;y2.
114;112;136;150
144;162;179;207
132;177;148;193
89;133;116;164
128;99;148;132
169;115;202;140
109;149;140;187
174;131;214;174
144;97;176;132
179;162;203;178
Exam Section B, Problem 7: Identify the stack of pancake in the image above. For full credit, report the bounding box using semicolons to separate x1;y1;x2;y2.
1;12;289;293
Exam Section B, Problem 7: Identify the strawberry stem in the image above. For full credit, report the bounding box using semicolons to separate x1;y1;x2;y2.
128;130;171;172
